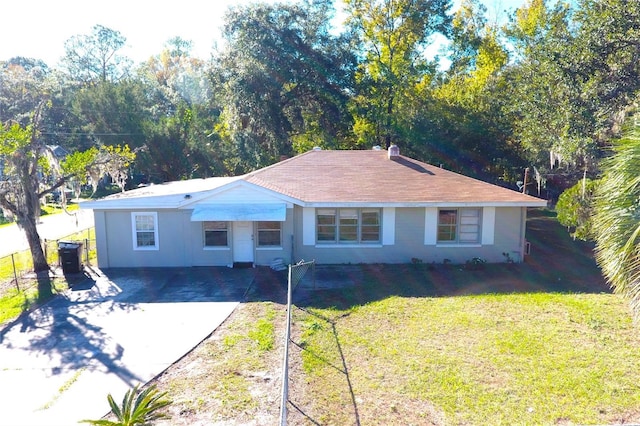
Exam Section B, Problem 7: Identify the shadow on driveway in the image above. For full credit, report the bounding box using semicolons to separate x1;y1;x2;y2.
0;266;270;426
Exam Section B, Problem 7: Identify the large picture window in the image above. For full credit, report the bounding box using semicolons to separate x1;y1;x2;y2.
316;208;381;244
257;221;281;247
204;221;228;247
132;212;158;250
437;208;480;243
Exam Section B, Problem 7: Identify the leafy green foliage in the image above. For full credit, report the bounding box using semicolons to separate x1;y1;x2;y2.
215;0;355;171
593;118;640;317
61;24;132;84
556;178;597;240
81;384;171;426
346;0;452;148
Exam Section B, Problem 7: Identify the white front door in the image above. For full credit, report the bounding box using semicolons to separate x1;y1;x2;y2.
232;221;254;263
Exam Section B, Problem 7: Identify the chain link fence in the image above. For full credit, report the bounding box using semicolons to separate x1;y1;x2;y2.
280;259;315;426
0;228;96;295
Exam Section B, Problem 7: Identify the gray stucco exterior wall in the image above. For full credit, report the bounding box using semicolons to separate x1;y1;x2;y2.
292;206;528;265
94;208;294;268
93;205;527;268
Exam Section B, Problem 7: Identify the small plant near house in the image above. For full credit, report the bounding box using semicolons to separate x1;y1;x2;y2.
465;257;486;270
81;384;171;426
502;252;515;263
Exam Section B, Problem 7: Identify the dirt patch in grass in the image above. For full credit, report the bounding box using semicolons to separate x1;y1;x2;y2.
152;301;287;425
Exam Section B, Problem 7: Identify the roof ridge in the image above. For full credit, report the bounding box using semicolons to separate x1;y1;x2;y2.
243;150;315;179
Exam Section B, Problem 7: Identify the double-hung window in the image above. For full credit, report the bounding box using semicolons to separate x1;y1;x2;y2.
437;208;481;243
204;221;228;247
316;208;381;244
257;221;281;247
132;212;159;250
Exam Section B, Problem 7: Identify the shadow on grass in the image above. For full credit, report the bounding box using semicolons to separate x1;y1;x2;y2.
289;308;362;426
294;209;609;311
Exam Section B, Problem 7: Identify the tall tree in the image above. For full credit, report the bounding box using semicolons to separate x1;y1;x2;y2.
61;25;132;84
346;0;451;148
503;0;640;194
425;0;519;180
0;58;52;125
215;0;355;171
0;106;134;297
137;38;222;180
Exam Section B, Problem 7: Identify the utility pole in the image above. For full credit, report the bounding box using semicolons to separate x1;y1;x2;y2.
522;167;530;194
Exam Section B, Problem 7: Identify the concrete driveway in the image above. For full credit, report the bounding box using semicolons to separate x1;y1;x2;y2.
0;267;257;426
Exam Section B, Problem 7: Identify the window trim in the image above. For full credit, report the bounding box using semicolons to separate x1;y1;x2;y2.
131;212;159;251
316;208;381;244
437;208;481;244
256;221;282;247
203;221;229;248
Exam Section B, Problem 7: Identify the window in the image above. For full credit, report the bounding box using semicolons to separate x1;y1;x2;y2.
361;209;381;242
339;209;358;242
132;212;158;250
317;209;337;242
316;208;381;244
204;221;228;247
257;221;281;247
437;208;480;243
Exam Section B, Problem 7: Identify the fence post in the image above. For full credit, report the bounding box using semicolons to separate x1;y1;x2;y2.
85;238;89;265
279;265;293;426
11;253;20;292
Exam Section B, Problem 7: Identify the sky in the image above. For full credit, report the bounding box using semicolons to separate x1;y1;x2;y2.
0;0;527;67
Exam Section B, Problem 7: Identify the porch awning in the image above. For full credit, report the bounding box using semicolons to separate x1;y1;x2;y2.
190;203;287;222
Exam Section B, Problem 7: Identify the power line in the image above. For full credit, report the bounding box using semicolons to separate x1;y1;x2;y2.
39;132;144;136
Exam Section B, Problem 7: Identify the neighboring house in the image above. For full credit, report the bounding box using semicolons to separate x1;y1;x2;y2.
80;147;547;268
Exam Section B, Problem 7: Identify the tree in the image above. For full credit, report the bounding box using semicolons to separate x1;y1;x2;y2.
346;0;452;148
137;38;223;180
0;105;134;297
592;117;640;316
555;178;597;240
61;25;132;84
425;0;520;180
502;0;640;195
215;0;356;171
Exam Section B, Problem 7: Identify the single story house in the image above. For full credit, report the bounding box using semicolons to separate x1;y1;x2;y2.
80;146;547;268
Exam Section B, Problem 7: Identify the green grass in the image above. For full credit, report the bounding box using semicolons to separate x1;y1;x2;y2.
41;203;80;216
0;288;40;324
289;209;640;425
0;278;70;325
296;293;640;425
0;226;96;325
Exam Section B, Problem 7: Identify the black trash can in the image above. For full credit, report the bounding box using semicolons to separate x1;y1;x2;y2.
58;241;83;274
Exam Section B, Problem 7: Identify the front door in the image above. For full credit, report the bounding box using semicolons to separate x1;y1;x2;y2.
232;221;254;263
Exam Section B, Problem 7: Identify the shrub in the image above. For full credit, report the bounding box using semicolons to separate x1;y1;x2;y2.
81;384;171;426
556;178;598;240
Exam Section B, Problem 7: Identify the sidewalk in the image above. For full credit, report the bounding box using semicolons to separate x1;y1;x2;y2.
0;267;254;425
0;209;94;258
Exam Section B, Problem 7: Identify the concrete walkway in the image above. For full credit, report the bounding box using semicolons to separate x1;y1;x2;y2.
0;267;256;426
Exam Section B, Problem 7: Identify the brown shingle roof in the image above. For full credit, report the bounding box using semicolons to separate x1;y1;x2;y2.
244;150;545;205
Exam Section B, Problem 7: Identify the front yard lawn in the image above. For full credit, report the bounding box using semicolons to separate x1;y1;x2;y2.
151;208;640;425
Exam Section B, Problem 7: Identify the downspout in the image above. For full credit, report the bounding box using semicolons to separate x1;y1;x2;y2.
519;207;527;262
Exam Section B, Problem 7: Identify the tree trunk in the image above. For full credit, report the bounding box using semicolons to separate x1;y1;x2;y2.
18;212;51;297
385;95;394;149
